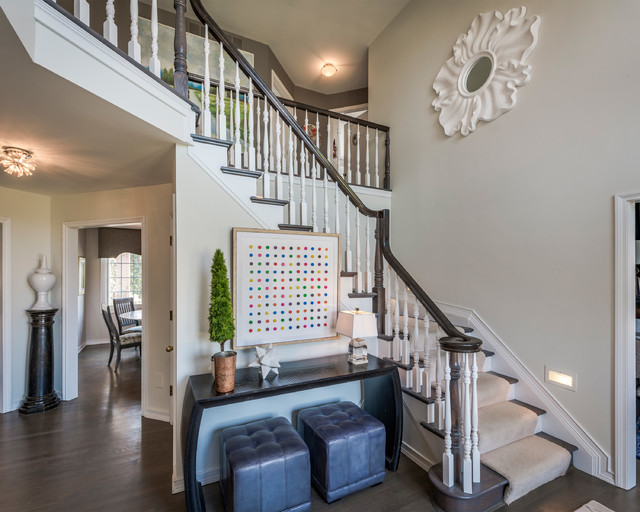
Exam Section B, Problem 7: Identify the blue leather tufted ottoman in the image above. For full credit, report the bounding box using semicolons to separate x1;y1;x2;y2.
220;417;311;512
297;401;386;503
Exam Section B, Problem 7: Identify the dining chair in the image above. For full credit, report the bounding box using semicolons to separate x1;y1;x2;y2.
112;297;142;335
101;304;141;372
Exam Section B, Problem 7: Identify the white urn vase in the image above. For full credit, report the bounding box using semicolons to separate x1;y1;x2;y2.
28;256;56;310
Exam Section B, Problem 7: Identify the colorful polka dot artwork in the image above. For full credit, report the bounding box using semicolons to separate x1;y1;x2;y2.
234;229;340;348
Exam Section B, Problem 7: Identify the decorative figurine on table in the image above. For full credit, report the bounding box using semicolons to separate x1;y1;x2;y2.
249;342;281;380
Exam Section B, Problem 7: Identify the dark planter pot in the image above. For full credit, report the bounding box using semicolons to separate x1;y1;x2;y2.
212;350;237;393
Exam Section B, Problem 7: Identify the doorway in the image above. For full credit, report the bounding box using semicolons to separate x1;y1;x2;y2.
62;217;147;413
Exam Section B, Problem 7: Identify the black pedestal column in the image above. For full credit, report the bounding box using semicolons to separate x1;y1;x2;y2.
19;308;60;414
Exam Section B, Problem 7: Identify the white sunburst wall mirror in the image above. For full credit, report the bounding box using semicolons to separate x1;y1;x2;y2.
432;7;541;137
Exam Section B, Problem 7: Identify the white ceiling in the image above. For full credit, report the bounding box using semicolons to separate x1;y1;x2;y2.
202;0;411;95
0;11;175;197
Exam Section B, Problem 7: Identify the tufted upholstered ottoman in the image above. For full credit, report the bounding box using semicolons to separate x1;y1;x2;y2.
220;417;311;512
297;401;386;503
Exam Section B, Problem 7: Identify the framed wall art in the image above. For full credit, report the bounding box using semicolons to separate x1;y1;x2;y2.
232;228;341;350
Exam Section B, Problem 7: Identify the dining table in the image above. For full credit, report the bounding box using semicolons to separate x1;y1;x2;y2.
119;310;142;322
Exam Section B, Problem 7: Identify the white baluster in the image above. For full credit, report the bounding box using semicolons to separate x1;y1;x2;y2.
334;181;340;234
412;359;421;393
128;0;141;62
463;353;473;493
355;212;362;293
293;107;297;170
148;0;161;76
436;327;444;430
74;0;90;25
255;99;261;167
234;62;241;166
423;316;432;400
202;31;211;137
443;351;454;487
365;127;371;187
472;352;481;483
393;273;401;361
375;128;380;189
327;116;331;165
275;116;283;199
288;126;296;224
103;0;117;45
315;112;320;151
356;124;361;185
300;149;307;225
402;285;410;365
344;199;352;271
347;122;352;183
262;105;270;197
304;110;309;136
413;298;420;359
311;159;318;232
385;260;391;337
365;217;372;293
218;42;226;140
323;165;329;233
337;121;343;179
248;79;255;169
229;92;234;154
243;92;248;167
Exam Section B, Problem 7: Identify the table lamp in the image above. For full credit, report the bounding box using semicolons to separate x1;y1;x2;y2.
336;308;378;365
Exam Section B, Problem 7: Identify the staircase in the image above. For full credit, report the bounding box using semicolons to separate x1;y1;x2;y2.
6;1;583;510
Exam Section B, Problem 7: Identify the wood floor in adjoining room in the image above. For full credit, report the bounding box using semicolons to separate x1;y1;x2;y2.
0;344;638;512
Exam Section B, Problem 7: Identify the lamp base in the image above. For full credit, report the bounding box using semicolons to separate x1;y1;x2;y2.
348;338;368;365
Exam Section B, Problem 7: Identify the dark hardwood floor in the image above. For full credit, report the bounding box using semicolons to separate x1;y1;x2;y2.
1;344;638;511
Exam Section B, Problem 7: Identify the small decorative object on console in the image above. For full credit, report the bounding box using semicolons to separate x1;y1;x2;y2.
336;308;378;365
248;342;281;379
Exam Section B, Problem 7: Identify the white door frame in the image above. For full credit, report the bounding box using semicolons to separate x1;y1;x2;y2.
62;217;148;415
0;218;12;413
614;192;638;490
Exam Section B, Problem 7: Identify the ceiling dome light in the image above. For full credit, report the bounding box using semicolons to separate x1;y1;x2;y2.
321;63;337;78
1;146;35;177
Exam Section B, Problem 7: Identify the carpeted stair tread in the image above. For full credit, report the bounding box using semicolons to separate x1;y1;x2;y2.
481;434;571;504
478;401;538;454
477;371;511;408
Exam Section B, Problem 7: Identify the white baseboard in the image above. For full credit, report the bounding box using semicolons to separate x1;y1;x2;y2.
85;338;109;346
143;407;170;423
77;342;86;353
435;301;615;485
172;467;221;494
402;442;433;473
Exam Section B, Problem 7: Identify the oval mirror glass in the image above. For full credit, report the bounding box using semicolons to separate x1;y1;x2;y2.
464;56;492;93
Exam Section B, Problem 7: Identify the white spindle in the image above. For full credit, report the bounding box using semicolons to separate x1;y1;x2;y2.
327;117;331;165
365;127;371;187
243;93;248;166
229;91;234;153
128;0;141;62
344;199;352;271
443;351;454;487
356;124;361;185
413;298;420;358
103;0;117;45
234;62;241;166
74;0;90;25
288;126;296;223
202;31;211;137
334;181;340;234
248;80;255;169
347;122;352;183
262;105;270;197
385;261;391;337
355;213;362;293
365;217;372;293
472;352;480;483
255;99;261;167
436;327;444;430
315;112;320;151
293;107;298;170
323;165;329;233
423;316;432;399
393;273;401;361
311;159;318;232
402;285;410;365
337;121;343;179
463;354;473;493
412;358;421;393
300;149;307;225
275;116;283;198
218;43;227;140
149;0;161;76
375;128;380;189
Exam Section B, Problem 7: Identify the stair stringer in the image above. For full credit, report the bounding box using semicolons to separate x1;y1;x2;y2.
435;301;615;485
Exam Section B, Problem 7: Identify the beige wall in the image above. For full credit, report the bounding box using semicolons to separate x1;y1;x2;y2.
0;186;52;409
369;0;640;462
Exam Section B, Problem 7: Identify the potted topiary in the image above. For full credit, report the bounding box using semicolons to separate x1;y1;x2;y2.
208;249;236;393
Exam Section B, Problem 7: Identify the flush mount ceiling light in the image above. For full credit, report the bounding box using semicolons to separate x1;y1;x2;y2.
321;63;337;78
1;146;35;177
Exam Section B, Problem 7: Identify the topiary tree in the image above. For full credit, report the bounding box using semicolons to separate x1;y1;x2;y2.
208;249;235;352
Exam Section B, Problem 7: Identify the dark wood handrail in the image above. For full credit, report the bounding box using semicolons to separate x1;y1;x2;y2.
189;0;479;352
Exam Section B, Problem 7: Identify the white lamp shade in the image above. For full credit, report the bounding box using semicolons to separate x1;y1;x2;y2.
336;309;378;338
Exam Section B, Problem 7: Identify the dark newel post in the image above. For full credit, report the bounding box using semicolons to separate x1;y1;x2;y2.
173;0;189;99
449;353;463;484
19;309;60;414
372;215;386;335
383;131;391;190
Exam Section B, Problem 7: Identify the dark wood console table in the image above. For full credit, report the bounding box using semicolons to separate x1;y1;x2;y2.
181;354;402;511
